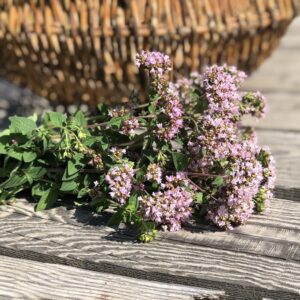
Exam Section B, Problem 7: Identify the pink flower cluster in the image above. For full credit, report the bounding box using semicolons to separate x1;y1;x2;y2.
175;65;275;229
146;163;162;184
121;117;139;136
207;141;263;228
139;188;193;232
140;173;194;231
136;51;184;141
187;67;245;171
133;52;276;232
157;92;184;141
163;172;192;190
105;163;135;205
136;50;171;79
202;65;246;123
241;91;267;118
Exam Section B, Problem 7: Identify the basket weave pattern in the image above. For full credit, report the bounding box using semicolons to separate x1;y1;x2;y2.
0;0;299;105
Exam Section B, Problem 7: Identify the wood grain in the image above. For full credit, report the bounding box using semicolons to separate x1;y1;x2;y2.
0;198;300;298
0;255;224;300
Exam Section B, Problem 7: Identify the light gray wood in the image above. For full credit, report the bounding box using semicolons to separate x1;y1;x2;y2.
242;17;300;132
0;198;300;298
0;255;224;300
284;17;300;37
243;17;300;96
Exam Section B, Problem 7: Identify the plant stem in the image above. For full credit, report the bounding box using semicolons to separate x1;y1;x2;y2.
187;172;227;178
87;115;156;129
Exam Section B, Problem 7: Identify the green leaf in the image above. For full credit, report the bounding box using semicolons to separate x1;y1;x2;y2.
84;136;103;147
103;129;129;144
7;149;23;161
60;180;79;192
0;143;7;155
43;112;67;128
63;153;84;180
90;196;109;213
0;172;27;189
67;160;78;176
127;193;139;212
36;185;58;211
28;113;38;122
97;103;109;115
9;116;37;135
24;167;47;180
108;207;125;226
73;111;87;127
212;176;224;187
0;168;9;178
23;151;37;163
77;187;89;198
195;192;203;204
107;117;124;129
171;152;189;171
62;169;78;181
0;129;10;137
32;182;49;197
148;103;156;113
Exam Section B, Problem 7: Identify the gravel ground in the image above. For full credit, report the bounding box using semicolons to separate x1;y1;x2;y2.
0;79;89;130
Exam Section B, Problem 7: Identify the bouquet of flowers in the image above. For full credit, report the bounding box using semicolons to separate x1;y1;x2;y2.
0;51;275;242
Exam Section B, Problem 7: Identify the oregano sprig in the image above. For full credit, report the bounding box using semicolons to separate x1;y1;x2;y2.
0;51;275;242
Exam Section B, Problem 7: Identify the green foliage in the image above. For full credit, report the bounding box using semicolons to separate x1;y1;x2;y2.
36;184;59;211
254;187;268;213
9;116;37;135
171;152;189;171
0;63;274;244
195;192;203;204
212;176;224;187
43;112;67;128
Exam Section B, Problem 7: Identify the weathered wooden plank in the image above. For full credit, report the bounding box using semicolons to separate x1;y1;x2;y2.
242;18;300;133
280;17;300;37
1;198;300;261
243;53;300;94
0;255;224;300
0;199;300;299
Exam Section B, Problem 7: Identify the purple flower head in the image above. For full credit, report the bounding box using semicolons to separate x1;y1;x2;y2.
136;51;171;78
206;140;264;228
121;117;139;136
139;186;194;231
254;147;276;211
156;92;184;141
241;91;268;118
146;163;162;184
106;163;135;205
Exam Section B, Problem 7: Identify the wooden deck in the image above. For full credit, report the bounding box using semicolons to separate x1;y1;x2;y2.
0;18;300;300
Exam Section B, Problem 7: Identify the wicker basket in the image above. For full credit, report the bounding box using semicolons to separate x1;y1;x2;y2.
0;0;299;105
